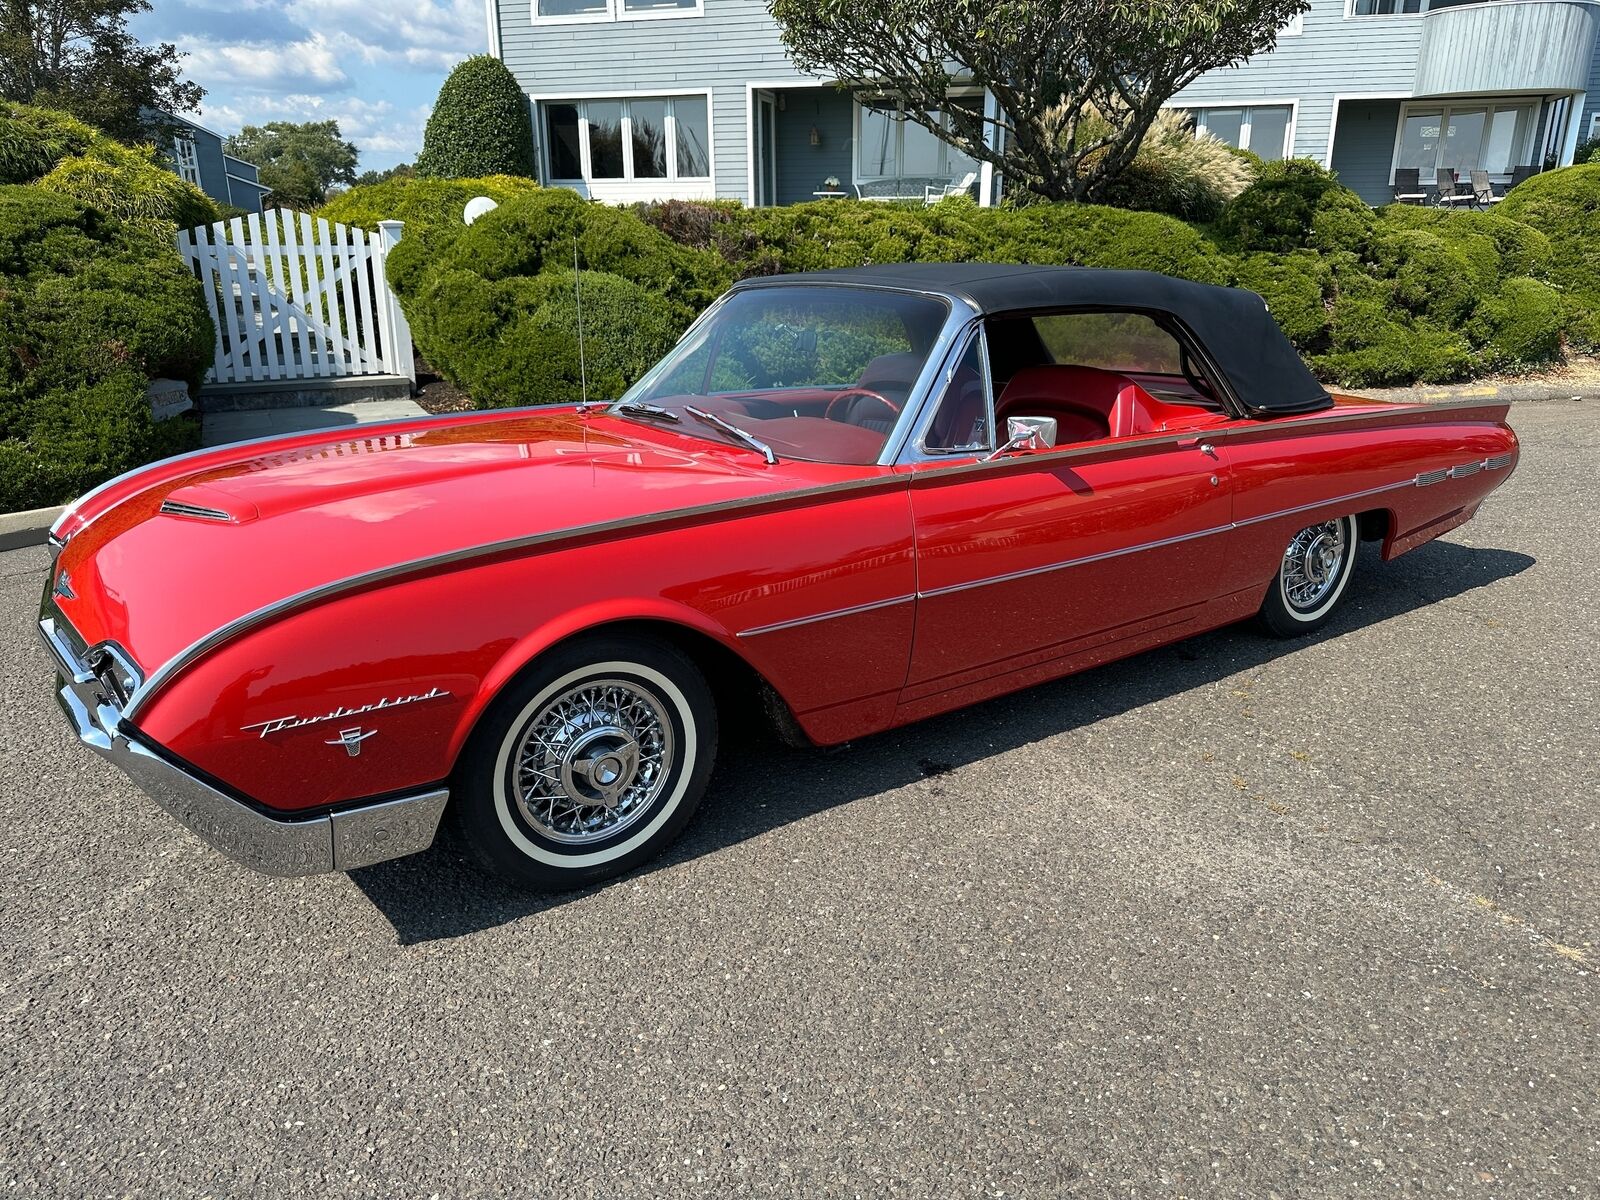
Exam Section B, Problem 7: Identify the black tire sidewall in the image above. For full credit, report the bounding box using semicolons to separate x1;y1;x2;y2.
1259;515;1358;638
454;634;718;891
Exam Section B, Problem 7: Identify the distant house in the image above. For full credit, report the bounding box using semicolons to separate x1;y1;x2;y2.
160;113;271;214
484;0;1600;209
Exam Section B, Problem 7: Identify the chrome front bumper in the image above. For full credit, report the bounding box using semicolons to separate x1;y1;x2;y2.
38;610;448;878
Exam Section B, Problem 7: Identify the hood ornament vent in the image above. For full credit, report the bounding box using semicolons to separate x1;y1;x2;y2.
159;499;231;522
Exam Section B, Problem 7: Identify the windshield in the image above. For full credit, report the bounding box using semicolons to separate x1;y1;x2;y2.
618;285;949;465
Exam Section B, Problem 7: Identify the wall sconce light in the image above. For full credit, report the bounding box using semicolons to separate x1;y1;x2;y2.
810;126;821;147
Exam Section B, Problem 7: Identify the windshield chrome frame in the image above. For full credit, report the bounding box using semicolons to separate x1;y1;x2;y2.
615;282;976;468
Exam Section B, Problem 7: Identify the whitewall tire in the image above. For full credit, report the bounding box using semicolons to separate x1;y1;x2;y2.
455;634;718;890
1258;514;1358;638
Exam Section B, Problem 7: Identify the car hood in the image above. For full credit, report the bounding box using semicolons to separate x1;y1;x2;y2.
48;408;877;676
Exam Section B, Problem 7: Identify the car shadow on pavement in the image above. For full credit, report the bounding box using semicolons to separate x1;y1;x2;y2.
349;539;1534;944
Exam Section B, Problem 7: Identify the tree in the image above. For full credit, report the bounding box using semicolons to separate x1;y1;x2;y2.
224;120;358;209
768;0;1309;203
0;0;203;142
416;55;535;179
354;162;415;188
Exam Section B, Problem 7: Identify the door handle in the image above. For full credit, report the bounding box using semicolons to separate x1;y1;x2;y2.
1177;437;1219;458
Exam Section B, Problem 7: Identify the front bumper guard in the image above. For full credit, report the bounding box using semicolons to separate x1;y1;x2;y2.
39;615;447;878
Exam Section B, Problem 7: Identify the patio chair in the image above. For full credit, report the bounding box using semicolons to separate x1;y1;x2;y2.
924;171;979;204
1434;168;1475;209
1508;165;1537;191
1470;169;1502;207
1392;167;1428;205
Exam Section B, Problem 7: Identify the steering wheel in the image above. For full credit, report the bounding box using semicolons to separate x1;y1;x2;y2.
824;387;901;425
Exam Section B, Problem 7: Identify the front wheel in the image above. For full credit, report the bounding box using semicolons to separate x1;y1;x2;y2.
1258;514;1358;638
454;634;718;891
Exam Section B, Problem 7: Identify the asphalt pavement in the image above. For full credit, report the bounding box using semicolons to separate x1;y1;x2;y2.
1;402;1595;1198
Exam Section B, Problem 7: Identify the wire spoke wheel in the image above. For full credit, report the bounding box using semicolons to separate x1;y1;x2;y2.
509;677;674;845
1280;519;1349;612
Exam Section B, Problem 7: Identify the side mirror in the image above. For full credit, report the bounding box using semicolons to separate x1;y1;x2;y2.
986;415;1058;460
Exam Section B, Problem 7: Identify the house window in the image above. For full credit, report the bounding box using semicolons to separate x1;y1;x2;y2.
1394;101;1537;180
533;0;701;22
543;95;711;182
1183;104;1294;160
173;135;201;186
1348;0;1424;14
856;95;981;181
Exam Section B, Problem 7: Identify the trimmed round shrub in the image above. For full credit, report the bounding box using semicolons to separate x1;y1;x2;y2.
409;269;690;407
317;173;541;239
1467;277;1565;368
989;204;1235;284
1498;164;1600;349
1231;251;1330;349
1218;158;1375;254
1375;205;1551;279
0;185;209;508
38;147;220;230
416;56;537;179
1368;229;1480;323
0;103;98;184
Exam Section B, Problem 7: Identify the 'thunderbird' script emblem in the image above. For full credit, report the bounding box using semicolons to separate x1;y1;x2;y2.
241;686;451;739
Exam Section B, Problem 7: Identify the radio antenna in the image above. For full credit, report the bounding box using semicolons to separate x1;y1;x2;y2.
573;236;589;405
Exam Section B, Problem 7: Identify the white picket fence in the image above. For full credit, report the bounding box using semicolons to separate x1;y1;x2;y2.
175;209;414;386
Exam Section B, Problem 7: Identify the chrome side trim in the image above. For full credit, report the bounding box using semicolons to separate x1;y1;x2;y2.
919;523;1232;600
920;479;1415;601
41;613;446;877
1416;468;1449;487
1485;452;1514;471
736;593;916;638
122;472;909;721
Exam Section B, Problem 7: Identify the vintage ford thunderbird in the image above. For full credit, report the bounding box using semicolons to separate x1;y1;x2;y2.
40;264;1518;889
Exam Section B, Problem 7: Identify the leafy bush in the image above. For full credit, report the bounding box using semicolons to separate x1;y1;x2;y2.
0;185;208;508
1573;137;1599;166
0;103;98;184
1498;164;1600;349
1218;158;1375;254
1231;251;1330;349
1467;277;1566;369
416;56;537;180
317;174;541;242
38;145;220;230
1078;108;1257;222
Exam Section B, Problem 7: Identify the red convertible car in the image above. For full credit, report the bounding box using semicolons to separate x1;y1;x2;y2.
40;265;1518;889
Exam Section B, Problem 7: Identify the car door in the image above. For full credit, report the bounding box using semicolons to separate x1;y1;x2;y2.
901;316;1238;707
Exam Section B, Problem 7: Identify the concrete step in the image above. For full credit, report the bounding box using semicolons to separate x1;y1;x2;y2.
198;374;413;413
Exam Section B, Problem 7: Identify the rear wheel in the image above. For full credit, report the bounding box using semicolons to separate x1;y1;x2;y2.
1258;514;1358;638
455;634;717;891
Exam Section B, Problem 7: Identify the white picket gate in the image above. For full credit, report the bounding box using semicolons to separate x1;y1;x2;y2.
175;208;414;386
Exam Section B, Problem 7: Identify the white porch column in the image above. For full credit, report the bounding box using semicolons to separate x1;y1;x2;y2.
376;220;417;386
1560;92;1588;165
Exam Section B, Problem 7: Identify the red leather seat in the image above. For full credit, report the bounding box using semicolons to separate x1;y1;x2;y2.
995;364;1157;442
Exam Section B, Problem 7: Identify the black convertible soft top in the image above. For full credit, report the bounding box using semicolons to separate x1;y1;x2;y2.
738;263;1333;417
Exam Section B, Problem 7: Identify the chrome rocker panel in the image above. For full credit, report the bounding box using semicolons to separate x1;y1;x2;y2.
39;614;447;878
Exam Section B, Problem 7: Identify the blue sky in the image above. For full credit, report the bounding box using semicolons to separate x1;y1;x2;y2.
131;1;489;171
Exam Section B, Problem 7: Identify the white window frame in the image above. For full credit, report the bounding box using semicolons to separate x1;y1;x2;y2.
535;90;714;188
1172;99;1299;160
1389;98;1541;183
173;134;201;186
853;88;986;183
530;0;702;26
1344;0;1430;17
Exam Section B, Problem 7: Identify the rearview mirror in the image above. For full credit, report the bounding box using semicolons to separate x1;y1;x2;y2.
986;415;1058;460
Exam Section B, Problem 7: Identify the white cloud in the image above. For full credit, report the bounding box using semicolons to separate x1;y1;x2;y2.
185;34;349;89
205;95;433;159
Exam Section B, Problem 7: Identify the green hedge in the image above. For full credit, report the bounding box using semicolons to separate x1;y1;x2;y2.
0;103;98;184
317;174;541;240
39;145;220;230
1498;164;1600;350
0;183;209;510
391;166;1598;404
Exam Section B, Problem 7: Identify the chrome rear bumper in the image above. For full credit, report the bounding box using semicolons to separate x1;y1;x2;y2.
38;609;447;878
